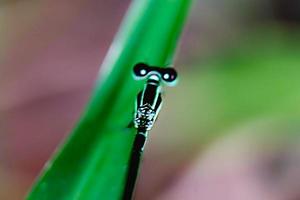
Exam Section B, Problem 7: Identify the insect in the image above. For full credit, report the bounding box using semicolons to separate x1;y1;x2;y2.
123;63;177;200
133;63;177;133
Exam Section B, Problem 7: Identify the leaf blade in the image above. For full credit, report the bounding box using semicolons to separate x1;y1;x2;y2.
27;0;192;199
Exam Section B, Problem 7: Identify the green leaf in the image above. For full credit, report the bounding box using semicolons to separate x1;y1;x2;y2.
26;0;192;199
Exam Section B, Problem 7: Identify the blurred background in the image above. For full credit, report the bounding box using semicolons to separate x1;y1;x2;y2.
1;0;300;199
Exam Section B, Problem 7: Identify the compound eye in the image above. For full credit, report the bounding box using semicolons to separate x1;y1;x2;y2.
133;63;149;78
161;68;177;83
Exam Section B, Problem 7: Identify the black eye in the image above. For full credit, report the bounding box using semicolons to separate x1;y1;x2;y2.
133;63;149;77
162;68;177;83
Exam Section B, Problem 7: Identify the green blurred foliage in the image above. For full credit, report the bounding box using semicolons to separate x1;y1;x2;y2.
159;27;300;149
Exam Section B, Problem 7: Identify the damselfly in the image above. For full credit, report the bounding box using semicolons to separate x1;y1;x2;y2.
123;63;177;199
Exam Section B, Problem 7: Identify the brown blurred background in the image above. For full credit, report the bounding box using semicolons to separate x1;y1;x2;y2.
0;0;300;199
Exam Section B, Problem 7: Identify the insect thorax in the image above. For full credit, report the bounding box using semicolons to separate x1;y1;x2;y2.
134;103;157;131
